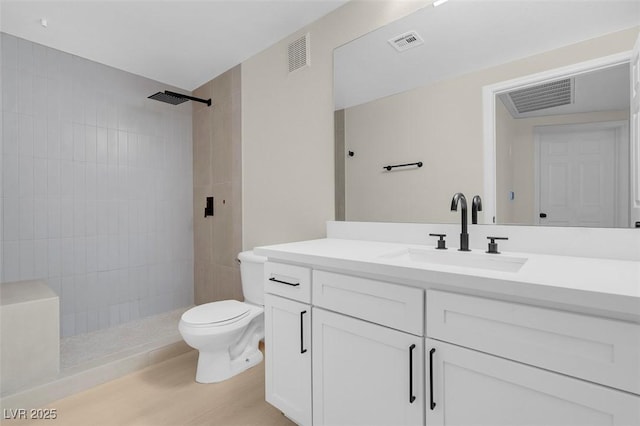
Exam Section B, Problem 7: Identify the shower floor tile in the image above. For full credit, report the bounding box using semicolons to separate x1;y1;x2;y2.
60;307;190;371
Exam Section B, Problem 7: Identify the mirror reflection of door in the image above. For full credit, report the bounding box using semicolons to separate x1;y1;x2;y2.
536;122;628;227
495;64;631;227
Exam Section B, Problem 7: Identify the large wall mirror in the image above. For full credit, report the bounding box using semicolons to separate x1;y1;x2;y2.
334;0;640;228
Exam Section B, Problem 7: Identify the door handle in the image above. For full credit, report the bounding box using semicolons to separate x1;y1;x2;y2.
539;213;547;218
300;310;307;354
429;348;436;410
409;344;416;403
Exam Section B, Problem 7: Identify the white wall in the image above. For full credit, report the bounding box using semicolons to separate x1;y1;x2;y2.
342;27;638;224
241;0;430;250
0;34;194;337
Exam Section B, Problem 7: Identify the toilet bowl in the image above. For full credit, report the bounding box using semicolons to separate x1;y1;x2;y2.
179;251;266;383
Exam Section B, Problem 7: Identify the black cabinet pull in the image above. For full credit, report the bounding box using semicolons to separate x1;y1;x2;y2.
409;344;416;404
429;348;436;410
269;277;300;287
300;311;307;354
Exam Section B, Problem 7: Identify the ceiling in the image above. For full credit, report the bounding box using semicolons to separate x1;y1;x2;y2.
334;0;640;110
0;0;348;91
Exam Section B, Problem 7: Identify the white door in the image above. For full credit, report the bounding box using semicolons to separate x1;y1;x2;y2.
631;33;640;227
264;294;311;426
426;339;640;426
312;307;423;426
536;123;625;227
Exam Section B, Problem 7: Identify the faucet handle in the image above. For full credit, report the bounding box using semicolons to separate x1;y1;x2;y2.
486;236;508;254
429;233;447;250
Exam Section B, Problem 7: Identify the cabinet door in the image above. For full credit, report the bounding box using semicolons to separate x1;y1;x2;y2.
264;294;311;426
313;308;423;426
425;339;640;426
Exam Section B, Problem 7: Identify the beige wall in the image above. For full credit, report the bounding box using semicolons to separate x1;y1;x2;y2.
343;27;638;224
193;66;243;305
496;107;629;225
241;1;429;250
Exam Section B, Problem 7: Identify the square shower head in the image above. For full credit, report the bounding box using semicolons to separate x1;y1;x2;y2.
148;91;189;105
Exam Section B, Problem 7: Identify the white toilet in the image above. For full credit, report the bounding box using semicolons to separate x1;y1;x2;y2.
179;250;266;383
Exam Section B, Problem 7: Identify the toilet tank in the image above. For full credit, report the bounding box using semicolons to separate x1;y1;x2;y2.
238;250;267;306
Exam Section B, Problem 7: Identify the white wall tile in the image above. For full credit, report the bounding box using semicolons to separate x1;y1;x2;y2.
96;127;108;164
60;237;74;276
3;199;20;241
2;35;193;337
31;74;47;114
34;198;48;239
74;274;88;312
87;310;98;332
118;131;129;167
33;239;48;278
3;112;19;156
97;235;109;271
60;160;73;198
85;236;97;273
19;239;35;280
47;276;61;297
3;155;19;199
2;240;20;282
2;64;19;113
33;117;47;158
73;199;85;237
19;155;34;198
75;311;88;335
73;237;86;274
47;158;60;198
18;71;34;115
107;128;118;165
46;119;60;158
61;313;75;338
85;199;97;237
73;162;85;200
33;157;47;197
109;304;120;327
60;198;73;237
73;123;85;161
48;238;61;277
47;198;61;238
19;198;34;239
60;122;73;160
85;126;97;164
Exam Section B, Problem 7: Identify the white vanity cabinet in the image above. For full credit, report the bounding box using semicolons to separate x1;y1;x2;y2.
425;290;640;426
425;338;640;426
264;263;312;426
312;308;424;426
311;270;425;426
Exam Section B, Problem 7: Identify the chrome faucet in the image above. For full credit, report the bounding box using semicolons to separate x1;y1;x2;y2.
471;195;483;225
450;192;470;251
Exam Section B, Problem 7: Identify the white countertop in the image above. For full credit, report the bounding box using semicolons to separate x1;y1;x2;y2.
255;238;640;321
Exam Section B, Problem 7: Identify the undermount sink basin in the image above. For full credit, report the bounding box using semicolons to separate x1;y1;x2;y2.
379;248;528;273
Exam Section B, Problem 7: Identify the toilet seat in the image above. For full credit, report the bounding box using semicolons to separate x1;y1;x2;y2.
181;300;254;328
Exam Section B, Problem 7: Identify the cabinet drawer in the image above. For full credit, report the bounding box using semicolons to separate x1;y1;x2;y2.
427;290;640;394
313;270;423;336
264;262;311;303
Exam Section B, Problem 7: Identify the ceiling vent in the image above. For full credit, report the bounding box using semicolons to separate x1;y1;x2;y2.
502;78;574;117
388;31;424;52
288;33;310;73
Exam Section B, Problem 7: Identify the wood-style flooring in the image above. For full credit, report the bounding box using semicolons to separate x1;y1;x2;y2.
5;349;295;426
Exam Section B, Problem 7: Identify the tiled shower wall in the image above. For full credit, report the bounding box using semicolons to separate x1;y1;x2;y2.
192;65;242;304
0;33;194;337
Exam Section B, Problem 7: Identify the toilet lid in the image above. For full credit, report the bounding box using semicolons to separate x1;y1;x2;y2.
182;300;250;325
